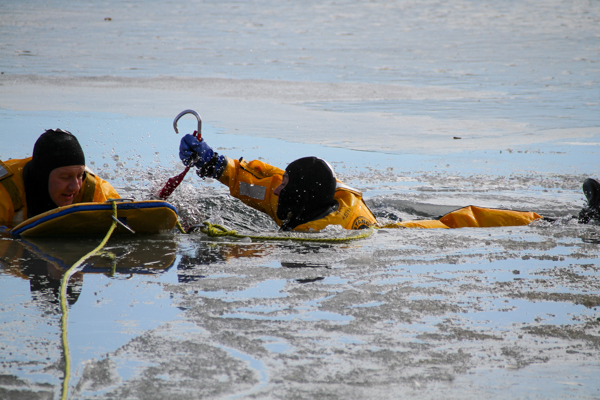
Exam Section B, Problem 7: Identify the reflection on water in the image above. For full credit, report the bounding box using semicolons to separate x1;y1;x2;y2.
0;236;177;309
2;236;176;275
1;211;599;399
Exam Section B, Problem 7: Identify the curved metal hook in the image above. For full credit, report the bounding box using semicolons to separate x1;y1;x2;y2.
173;109;202;138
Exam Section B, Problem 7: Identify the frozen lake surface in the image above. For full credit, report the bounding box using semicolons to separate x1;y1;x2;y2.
0;0;599;399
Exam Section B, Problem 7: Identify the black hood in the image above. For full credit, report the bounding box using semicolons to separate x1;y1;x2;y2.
276;157;337;230
24;129;85;218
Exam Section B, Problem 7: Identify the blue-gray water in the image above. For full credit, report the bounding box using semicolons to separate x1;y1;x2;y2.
1;1;599;399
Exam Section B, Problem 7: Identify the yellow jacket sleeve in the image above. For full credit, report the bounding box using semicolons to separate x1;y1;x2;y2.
0;185;19;226
219;158;285;225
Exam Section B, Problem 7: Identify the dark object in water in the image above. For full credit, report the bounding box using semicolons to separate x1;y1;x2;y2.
578;178;600;223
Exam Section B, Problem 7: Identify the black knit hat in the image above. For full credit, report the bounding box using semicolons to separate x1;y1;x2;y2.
276;157;337;230
24;129;85;218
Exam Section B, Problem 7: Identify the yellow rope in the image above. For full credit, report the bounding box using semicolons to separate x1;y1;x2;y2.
59;201;119;400
176;219;187;234
198;221;375;243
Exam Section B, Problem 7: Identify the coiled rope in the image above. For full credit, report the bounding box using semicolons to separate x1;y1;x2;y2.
190;221;375;243
59;201;119;400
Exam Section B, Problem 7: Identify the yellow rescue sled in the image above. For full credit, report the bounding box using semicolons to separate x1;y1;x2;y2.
9;199;178;237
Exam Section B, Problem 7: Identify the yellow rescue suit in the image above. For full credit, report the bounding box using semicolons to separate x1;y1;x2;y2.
219;158;378;231
218;158;542;231
0;158;120;227
382;205;542;229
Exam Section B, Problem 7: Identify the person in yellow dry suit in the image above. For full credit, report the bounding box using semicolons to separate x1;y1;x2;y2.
0;129;120;228
179;134;600;232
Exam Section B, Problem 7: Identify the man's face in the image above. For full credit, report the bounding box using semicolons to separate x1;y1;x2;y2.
273;173;289;197
48;165;85;207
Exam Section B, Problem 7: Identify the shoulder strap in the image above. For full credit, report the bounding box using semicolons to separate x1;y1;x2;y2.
0;160;23;211
80;171;97;202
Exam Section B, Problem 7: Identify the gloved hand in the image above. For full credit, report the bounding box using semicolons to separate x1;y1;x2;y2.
178;133;227;179
179;134;215;168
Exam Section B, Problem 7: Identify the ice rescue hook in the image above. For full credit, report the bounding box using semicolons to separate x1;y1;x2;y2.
173;109;202;137
156;110;202;200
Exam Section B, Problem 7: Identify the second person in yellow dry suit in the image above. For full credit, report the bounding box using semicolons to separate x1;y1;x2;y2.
0;129;121;228
179;134;599;232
